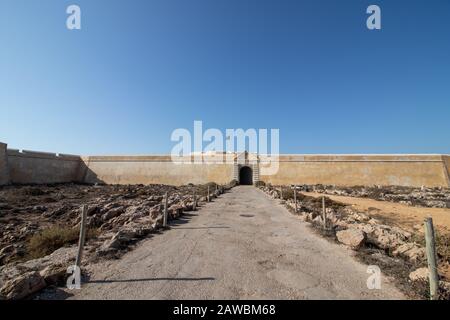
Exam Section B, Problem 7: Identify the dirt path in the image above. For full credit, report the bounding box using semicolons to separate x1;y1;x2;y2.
66;186;404;300
303;192;450;233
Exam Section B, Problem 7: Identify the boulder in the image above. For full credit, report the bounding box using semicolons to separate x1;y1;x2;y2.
39;264;67;285
149;207;161;219
364;225;407;250
0;271;46;300
393;243;426;263
0;246;76;300
101;206;125;221
409;267;429;282
336;229;366;250
312;216;323;225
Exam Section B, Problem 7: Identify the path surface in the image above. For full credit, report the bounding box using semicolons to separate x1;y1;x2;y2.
69;186;404;300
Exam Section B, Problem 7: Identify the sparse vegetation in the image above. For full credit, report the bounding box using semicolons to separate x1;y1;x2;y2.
255;181;266;187
27;226;98;259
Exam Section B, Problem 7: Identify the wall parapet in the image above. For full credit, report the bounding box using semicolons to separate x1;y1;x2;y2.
7;149;80;161
6;148;82;184
0;142;10;185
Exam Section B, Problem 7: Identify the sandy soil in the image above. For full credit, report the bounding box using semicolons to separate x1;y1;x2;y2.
303;192;450;233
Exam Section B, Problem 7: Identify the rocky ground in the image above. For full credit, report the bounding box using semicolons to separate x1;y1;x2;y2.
0;181;234;300
295;184;450;209
260;184;450;300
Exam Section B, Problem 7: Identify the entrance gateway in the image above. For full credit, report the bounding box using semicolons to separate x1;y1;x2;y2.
239;166;253;185
233;151;260;185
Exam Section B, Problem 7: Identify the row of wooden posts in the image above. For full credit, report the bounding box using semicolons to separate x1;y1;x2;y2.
280;185;328;230
278;185;441;300
75;184;223;265
75;184;440;299
162;184;222;227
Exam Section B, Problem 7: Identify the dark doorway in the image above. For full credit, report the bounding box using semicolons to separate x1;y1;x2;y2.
239;166;253;185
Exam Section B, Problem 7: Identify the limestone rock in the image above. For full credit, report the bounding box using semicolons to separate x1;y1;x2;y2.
0;271;46;300
336;229;366;250
409;267;429;282
393;243;426;263
102;206;125;221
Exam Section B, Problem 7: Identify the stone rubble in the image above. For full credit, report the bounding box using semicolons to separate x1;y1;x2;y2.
0;181;233;300
260;184;450;298
295;184;450;208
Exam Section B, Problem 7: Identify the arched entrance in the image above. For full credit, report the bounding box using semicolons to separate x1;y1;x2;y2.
239;166;253;185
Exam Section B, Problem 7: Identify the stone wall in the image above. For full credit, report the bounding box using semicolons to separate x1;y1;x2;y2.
0;141;448;187
443;155;450;186
7;149;81;184
79;155;234;185
0;143;10;185
260;155;450;187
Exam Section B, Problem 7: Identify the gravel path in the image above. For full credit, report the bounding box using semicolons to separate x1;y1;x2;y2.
68;186;404;300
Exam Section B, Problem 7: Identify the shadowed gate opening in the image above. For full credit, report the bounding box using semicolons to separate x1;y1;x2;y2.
239;166;253;185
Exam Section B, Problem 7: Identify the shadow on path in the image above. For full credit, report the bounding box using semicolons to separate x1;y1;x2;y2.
88;277;215;284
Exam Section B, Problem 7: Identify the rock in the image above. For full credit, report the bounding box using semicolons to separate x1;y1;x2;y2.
39;264;67;285
169;204;183;217
149;207;161;219
43;205;71;218
368;218;381;225
352;223;376;235
393;243;426;263
0;271;46;300
326;210;339;226
86;205;100;216
101;206;125;221
0;246;76;299
336;229;366;250
97;223;154;256
312;216;323;225
409;267;429;282
364;225;407;250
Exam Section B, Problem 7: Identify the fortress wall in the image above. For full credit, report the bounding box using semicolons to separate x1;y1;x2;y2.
260;155;449;187
443;155;450;186
0;143;10;185
6;149;81;184
1;141;448;188
80;155;234;185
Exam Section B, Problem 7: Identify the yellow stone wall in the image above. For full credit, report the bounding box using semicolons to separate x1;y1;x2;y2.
260;155;449;187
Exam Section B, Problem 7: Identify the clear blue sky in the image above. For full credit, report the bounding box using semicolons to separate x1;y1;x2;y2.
1;0;449;155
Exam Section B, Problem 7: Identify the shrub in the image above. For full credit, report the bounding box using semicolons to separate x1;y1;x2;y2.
255;181;266;188
225;180;238;189
27;226;98;259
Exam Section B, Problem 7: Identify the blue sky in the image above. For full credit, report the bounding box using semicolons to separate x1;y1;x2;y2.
1;0;449;155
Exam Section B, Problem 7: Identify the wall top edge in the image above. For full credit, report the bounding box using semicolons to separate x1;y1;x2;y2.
7;149;81;160
80;154;447;162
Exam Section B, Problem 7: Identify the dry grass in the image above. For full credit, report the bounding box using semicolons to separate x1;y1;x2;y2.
412;230;450;282
27;226;98;259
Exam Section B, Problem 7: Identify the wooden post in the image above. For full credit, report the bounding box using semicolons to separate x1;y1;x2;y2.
207;186;210;202
75;205;88;267
280;187;283;200
215;184;218;196
424;217;439;300
163;192;168;227
293;186;297;213
322;196;327;229
193;190;197;211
